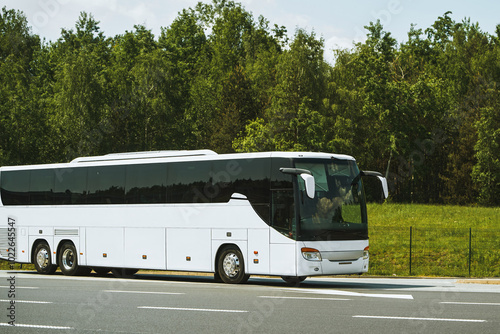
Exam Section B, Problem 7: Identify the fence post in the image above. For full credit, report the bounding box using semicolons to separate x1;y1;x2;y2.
468;227;472;277
409;226;412;276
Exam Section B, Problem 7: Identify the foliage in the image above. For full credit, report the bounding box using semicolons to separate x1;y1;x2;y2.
0;2;499;205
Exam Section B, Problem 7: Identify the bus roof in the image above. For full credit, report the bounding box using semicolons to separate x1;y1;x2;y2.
70;150;218;163
0;150;356;171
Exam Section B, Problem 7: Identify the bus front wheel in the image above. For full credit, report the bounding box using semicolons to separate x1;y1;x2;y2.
33;242;57;274
217;247;249;284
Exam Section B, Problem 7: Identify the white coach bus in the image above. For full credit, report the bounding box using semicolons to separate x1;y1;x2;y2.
0;150;387;284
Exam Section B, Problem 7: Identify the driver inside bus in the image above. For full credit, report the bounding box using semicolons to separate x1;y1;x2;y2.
313;178;352;224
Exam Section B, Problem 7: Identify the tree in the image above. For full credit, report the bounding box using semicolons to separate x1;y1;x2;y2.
327;21;397;187
473;101;500;206
235;29;328;152
210;65;258;153
0;7;48;165
50;12;111;159
471;30;500;206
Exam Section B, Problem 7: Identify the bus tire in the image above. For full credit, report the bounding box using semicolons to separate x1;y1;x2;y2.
111;268;138;278
213;271;223;283
281;276;307;286
33;242;57;275
217;247;249;284
58;242;80;276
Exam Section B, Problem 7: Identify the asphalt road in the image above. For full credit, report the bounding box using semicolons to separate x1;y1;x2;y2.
1;270;499;333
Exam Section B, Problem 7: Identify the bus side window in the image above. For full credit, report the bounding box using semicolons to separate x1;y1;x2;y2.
166;161;212;203
0;170;30;205
55;168;87;204
29;169;55;205
87;166;126;204
125;164;167;204
271;190;295;239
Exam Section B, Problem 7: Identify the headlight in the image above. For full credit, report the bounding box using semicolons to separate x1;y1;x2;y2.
301;247;322;261
363;246;369;260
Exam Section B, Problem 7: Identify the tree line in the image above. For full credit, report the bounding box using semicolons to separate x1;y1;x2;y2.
1;1;499;205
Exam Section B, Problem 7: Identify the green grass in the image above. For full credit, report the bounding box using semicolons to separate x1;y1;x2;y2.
0;262;34;270
368;203;499;229
367;203;500;277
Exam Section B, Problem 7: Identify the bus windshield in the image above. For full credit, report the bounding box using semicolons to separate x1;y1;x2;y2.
295;159;367;241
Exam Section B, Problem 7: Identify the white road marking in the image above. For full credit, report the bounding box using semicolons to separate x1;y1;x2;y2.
353;315;486;323
103;290;184;295
138;306;248;313
0;323;73;329
0;285;39;289
259;296;350;301
441;301;500;306
0;299;51;304
283;288;414;300
0;272;217;286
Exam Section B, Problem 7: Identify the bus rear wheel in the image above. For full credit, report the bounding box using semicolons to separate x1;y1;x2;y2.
217;247;249;284
33;242;57;274
58;242;89;276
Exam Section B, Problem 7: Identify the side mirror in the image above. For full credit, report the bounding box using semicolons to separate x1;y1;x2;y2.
279;167;315;199
377;176;389;199
359;171;389;199
300;173;315;199
378;176;389;198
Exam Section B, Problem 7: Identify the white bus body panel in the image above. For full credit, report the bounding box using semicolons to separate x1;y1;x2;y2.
247;229;269;274
0;197;297;274
168;228;212;271
268;227;296;275
86;227;124;267
125;228;166;269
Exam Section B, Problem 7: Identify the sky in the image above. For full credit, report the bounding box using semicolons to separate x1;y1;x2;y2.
3;0;500;64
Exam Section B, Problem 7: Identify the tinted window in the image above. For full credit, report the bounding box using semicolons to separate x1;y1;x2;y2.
271;158;293;190
234;159;270;205
212;158;271;224
126;164;167;204
0;170;30;205
271;158;295;235
54;168;87;204
210;160;237;202
272;190;295;238
167;161;212;203
87;166;125;204
29;169;55;205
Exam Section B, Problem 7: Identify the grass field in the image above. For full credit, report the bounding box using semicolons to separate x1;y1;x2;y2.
367;203;499;229
367;203;500;277
2;204;499;277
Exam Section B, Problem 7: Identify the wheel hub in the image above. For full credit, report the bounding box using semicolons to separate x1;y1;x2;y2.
36;249;49;268
222;253;240;278
62;248;75;270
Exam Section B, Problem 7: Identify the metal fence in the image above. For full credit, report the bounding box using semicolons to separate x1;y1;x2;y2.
369;226;500;277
